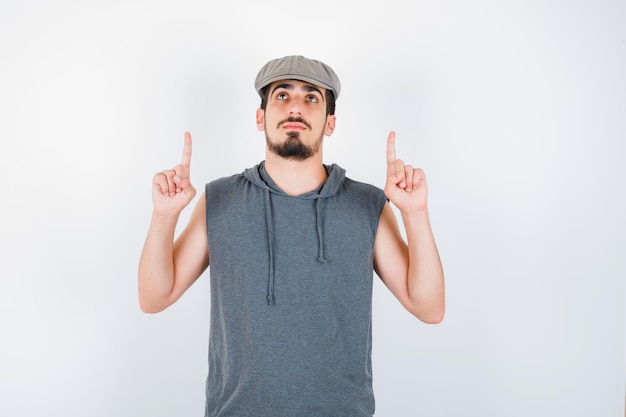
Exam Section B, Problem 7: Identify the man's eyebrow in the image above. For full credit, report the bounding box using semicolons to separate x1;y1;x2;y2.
270;82;325;100
304;85;324;98
271;83;294;95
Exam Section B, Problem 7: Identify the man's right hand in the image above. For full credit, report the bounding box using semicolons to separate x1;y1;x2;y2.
151;132;196;216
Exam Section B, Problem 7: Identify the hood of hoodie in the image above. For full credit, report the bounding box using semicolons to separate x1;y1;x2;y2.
243;161;346;199
242;161;346;305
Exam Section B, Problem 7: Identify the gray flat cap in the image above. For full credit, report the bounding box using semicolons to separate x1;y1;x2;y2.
254;55;341;100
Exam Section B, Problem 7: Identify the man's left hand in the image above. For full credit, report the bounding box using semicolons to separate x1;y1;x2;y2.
384;131;428;213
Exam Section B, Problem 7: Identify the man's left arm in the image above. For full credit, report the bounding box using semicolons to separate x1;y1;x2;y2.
373;131;445;324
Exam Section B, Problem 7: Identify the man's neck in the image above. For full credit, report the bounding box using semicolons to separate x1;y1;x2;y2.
264;152;328;196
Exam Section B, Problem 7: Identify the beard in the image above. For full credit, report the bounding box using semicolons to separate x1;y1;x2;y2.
266;131;318;161
266;115;325;162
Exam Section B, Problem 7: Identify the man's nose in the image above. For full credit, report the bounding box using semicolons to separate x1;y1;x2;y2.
288;100;303;115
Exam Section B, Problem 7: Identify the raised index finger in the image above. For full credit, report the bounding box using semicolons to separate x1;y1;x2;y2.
386;131;397;172
182;131;192;167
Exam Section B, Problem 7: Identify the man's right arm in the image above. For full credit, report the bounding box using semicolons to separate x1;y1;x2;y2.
137;132;209;313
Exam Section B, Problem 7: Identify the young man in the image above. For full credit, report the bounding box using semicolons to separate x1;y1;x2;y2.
139;55;445;417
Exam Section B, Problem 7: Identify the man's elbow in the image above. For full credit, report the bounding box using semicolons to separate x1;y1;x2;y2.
138;295;169;314
418;309;445;324
408;302;445;324
139;303;160;314
139;303;164;314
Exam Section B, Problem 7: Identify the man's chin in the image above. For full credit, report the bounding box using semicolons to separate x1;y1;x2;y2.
266;133;319;160
275;149;313;161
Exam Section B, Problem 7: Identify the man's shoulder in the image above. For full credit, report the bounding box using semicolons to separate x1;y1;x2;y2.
205;163;263;190
205;172;245;188
342;175;385;195
335;176;387;215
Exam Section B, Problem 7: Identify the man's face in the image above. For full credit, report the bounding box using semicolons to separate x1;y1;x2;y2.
256;79;336;161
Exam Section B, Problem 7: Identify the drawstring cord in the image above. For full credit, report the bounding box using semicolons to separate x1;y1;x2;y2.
263;188;328;306
315;196;327;263
264;187;275;306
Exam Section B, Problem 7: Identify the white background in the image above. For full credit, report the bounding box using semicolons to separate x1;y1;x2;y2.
1;1;624;416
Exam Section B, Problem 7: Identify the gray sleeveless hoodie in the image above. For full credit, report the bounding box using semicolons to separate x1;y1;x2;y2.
204;162;387;417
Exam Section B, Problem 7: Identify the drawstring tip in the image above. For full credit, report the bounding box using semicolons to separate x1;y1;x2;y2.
318;256;327;264
267;295;275;306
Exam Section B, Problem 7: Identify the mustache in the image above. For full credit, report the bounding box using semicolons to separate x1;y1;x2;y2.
277;116;311;130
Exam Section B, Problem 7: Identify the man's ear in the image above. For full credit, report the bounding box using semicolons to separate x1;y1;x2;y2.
256;108;265;131
324;115;336;136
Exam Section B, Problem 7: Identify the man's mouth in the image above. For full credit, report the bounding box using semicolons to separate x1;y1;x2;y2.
278;117;311;130
282;123;306;130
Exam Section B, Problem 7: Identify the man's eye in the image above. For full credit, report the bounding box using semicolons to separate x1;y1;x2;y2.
307;96;318;103
277;93;287;100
